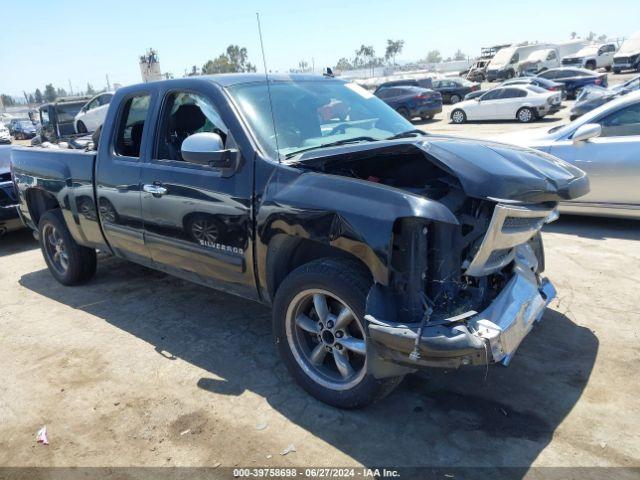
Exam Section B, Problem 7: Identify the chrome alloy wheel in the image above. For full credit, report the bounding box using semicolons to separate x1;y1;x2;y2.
43;224;69;275
518;108;533;123
451;110;465;123
285;289;367;390
190;218;220;243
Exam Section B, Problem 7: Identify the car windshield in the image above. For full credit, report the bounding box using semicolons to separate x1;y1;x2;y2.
19;121;32;128
618;34;640;55
575;46;599;56
227;80;414;160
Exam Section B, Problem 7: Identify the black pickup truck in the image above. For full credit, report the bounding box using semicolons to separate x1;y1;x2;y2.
11;74;589;408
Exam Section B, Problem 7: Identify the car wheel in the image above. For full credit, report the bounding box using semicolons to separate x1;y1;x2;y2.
273;258;403;409
76;121;88;134
605;66;612;72
516;107;535;123
613;69;621;74
506;69;515;79
451;109;466;124
395;107;411;121
38;209;97;286
586;61;596;70
185;214;223;244
450;94;461;104
98;198;119;224
421;115;434;121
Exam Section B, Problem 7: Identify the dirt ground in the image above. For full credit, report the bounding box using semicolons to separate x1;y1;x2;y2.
1;73;639;475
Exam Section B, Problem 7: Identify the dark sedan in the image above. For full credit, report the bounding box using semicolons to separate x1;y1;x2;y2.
374;85;442;121
537;68;608;99
431;78;480;104
9;119;38;140
502;76;567;99
373;77;433;94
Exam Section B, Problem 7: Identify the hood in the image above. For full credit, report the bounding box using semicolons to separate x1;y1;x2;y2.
291;136;589;203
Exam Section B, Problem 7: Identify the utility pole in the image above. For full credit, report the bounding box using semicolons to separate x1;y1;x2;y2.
68;79;73;96
106;74;111;91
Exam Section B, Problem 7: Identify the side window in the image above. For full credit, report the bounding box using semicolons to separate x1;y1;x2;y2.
598;103;640;137
500;88;525;99
547;51;557;61
481;89;502;101
100;94;113;106
510;53;519;64
155;91;230;162
115;93;150;158
86;98;100;111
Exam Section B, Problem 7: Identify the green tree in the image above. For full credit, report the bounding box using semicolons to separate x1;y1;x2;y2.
354;45;376;68
202;45;257;74
1;94;15;107
28;93;35;104
570;31;577;39
56;87;67;97
298;60;310;72
425;50;442;63
453;49;466;61
86;83;96;95
597;34;608;42
334;57;353;71
44;84;57;102
587;31;596;41
34;89;43;104
384;39;405;65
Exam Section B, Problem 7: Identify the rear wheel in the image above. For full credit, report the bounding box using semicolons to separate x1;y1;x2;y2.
273;258;403;408
605;65;612;72
451;109;466;124
76;121;87;134
450;94;461;104
516;107;535;123
39;209;96;285
395;107;411;120
585;61;596;70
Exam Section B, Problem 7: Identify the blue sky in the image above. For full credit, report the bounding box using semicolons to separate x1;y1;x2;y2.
1;0;638;96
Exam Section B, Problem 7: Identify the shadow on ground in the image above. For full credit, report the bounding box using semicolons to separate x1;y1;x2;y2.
19;254;598;470
0;228;37;258
544;215;640;241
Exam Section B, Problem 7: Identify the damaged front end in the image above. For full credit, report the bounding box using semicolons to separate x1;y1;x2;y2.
289;137;586;377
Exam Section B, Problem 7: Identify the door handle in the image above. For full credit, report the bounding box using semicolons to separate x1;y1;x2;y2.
143;184;168;196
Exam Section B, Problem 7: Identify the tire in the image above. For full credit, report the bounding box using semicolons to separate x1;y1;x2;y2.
451;109;466;124
516;107;535;123
613;69;621;74
585;61;596;70
449;94;461;104
506;69;515;79
605;65;612;72
273;258;403;409
76;121;88;134
185;213;224;244
395;107;411;120
38;209;97;286
421;115;434;121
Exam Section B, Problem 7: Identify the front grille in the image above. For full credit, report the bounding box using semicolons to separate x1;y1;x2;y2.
562;58;582;66
614;57;629;64
464;204;554;277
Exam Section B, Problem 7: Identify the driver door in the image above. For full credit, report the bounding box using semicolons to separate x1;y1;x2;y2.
139;87;256;298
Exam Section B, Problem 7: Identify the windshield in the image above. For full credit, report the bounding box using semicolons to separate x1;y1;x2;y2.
227;80;414;160
618;34;640;54
19;121;33;128
575;46;599;57
526;50;547;62
490;47;515;67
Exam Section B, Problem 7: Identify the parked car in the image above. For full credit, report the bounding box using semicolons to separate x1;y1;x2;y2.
0;124;11;144
537;68;608;99
8;119;37;140
519;48;561;75
37;98;89;143
451;85;561;123
497;90;640;219
374;85;442;120
570;76;640;119
431;78;480;104
562;43;617;71
465;59;490;82
373;77;433;94
9;74;588;408
486;43;556;81
0;146;23;236
502;76;567;99
613;31;640;73
74;92;114;133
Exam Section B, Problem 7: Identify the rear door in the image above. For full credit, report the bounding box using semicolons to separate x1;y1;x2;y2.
96;90;154;263
548;101;640;207
138;85;256;298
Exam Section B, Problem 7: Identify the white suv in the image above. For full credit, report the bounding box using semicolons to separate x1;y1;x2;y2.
562;44;617;71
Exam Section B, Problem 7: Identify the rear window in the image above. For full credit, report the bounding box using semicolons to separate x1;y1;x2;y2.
115;93;151;158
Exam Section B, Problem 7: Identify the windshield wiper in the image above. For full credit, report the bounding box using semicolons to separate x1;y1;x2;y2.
284;136;377;159
385;129;428;140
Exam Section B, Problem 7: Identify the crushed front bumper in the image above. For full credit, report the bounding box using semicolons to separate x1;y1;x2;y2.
365;245;556;374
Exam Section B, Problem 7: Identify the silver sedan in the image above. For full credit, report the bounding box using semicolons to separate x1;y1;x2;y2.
496;90;640;219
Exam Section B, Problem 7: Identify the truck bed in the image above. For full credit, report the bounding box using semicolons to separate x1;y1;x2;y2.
10;146;107;249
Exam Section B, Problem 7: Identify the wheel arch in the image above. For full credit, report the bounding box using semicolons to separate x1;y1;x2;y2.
26;188;60;226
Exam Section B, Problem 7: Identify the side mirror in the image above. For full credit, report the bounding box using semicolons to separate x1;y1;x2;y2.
181;132;237;168
572;123;602;142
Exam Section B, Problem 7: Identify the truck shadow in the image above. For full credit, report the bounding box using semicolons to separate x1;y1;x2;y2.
19;258;598;470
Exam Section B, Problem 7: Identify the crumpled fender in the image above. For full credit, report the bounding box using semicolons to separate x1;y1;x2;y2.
257;168;458;286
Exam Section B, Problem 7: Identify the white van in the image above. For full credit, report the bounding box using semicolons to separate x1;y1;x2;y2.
613;32;640;73
486;44;555;81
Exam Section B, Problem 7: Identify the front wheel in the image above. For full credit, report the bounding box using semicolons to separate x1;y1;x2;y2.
449;94;461;104
516;107;535;123
76;121;88;134
451;109;466;124
273;258;403;408
39;209;97;285
395;107;411;121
